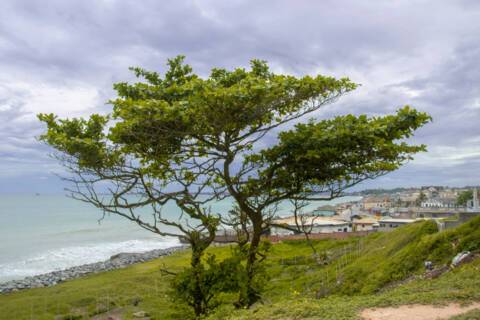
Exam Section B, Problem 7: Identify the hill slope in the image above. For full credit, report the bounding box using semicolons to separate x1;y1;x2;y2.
1;216;480;319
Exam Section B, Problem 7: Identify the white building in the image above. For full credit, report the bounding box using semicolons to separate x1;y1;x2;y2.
338;204;362;221
421;198;456;208
270;216;352;235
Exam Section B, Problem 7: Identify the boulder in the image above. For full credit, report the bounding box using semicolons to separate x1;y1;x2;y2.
451;251;473;267
132;310;148;318
424;265;449;279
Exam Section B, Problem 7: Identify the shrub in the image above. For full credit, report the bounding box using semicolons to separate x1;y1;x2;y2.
172;253;245;316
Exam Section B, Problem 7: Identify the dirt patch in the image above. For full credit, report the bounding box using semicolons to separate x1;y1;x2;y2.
90;307;125;320
361;302;480;320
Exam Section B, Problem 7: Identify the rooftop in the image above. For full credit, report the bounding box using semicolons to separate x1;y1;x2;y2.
273;216;350;226
379;218;418;224
352;217;378;224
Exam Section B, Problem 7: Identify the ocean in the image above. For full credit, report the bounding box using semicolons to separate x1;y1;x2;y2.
0;194;360;282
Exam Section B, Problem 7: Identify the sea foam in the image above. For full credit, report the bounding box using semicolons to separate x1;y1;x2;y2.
0;237;179;282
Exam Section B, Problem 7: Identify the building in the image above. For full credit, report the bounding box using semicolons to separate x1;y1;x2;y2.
377;218;417;232
396;192;418;206
438;189;458;199
337;204;362;221
270;216;352;235
351;216;379;231
362;196;392;210
414;208;458;219
388;207;416;219
422;186;440;199
312;205;336;216
421;198;456;208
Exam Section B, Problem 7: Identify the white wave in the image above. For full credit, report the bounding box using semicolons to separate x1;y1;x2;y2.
0;237;180;282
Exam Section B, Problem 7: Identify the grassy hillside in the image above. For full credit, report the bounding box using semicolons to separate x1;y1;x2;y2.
1;216;480;319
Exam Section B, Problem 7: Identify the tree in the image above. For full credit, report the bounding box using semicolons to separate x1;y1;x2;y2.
416;191;427;206
291;199;319;256
37;57;224;317
269;199;320;257
39;56;431;309
456;190;473;207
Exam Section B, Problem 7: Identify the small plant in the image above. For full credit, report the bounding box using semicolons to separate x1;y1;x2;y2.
172;253;245;317
60;315;83;320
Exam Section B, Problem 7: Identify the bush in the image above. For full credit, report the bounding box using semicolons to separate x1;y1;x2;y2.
172;253;245;316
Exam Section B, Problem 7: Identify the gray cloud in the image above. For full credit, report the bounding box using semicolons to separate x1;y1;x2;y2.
0;0;479;192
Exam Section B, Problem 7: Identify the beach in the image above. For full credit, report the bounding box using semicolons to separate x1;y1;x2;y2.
0;194;359;283
0;246;186;294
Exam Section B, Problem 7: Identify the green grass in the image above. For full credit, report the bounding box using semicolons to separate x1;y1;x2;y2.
2;216;480;320
449;309;480;320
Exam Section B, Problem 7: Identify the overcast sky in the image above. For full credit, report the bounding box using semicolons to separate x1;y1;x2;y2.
0;0;479;193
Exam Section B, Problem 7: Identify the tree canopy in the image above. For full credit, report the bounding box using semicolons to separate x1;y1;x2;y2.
456;190;474;206
38;56;431;311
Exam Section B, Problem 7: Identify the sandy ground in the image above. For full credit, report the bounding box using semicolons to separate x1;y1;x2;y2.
361;302;480;320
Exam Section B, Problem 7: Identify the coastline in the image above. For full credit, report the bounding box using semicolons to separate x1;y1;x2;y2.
0;245;187;294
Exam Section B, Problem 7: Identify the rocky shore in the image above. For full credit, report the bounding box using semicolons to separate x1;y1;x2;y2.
0;245;187;294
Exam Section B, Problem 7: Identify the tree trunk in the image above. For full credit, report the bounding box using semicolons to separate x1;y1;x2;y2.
190;244;206;317
238;217;263;307
304;232;318;256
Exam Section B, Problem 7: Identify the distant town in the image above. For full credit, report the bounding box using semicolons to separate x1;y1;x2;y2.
276;186;480;235
216;186;480;242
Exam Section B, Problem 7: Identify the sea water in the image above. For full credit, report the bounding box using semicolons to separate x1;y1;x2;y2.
0;194;359;282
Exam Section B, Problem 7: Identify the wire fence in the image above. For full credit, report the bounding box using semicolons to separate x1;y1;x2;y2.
276;238;367;298
266;230;373;243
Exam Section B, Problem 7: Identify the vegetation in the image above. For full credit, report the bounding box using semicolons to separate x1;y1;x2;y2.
2;217;480;319
449;309;480;320
171;252;244;314
457;190;474;206
416;191;427;206
38;56;431;313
